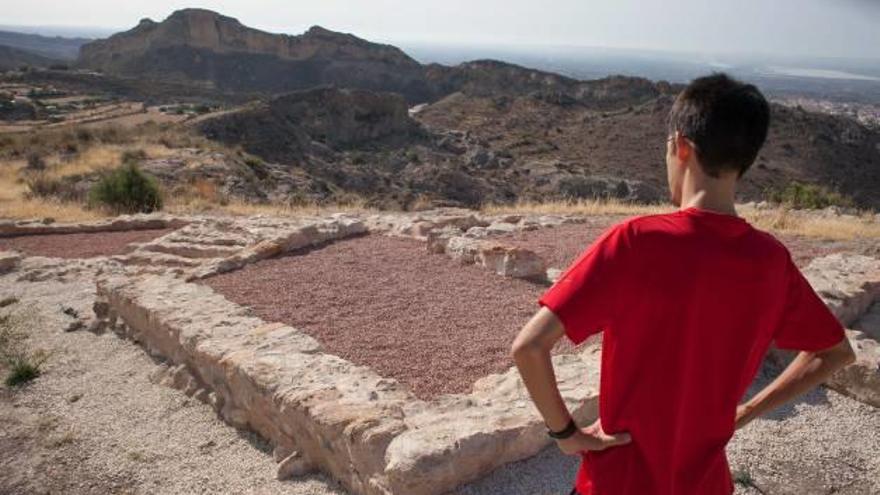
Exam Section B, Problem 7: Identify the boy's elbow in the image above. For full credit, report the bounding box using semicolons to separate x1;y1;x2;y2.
510;334;543;361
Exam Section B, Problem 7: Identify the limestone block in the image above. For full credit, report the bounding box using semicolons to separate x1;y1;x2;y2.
478;244;547;281
802;254;880;327
826;331;880;407
484;222;519;235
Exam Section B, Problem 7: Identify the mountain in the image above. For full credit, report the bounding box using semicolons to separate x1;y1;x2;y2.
0;44;61;70
78;9;432;101
16;8;880;209
0;30;89;60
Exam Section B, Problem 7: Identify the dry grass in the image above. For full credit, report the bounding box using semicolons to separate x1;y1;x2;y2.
0;123;193;223
165;197;376;217
483;199;880;241
0;199;106;223
743;207;880;241
483;198;673;217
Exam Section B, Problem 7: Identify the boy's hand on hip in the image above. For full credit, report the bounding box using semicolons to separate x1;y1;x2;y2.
556;419;632;455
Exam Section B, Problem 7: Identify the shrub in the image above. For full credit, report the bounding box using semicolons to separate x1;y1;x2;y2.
88;163;163;214
6;361;40;386
23;172;63;198
121;148;147;165
767;182;853;210
26;152;46;171
0;310;48;387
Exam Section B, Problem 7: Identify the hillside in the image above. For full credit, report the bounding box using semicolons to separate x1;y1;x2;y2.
0;30;89;60
416;91;880;208
78;9;432;101
0;44;60;70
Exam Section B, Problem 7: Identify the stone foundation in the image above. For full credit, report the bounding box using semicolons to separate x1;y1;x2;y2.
94;274;601;495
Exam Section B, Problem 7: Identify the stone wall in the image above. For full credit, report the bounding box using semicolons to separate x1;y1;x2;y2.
0;214;187;238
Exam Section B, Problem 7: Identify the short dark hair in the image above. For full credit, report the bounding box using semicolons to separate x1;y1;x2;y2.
667;73;770;178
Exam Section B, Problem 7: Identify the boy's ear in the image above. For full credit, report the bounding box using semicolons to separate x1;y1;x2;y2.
675;132;693;163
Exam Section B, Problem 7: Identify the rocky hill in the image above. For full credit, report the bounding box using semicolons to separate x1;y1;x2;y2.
425;60;673;109
196;86;666;208
416;91;880;207
0;30;89;60
77;9;431;101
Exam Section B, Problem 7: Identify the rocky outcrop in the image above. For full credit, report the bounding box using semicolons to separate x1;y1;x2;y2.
199;87;425;162
78;9;431;101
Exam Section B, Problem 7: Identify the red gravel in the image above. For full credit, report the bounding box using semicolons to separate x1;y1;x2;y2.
203;235;577;399
497;217;856;270
497;218;624;271
0;228;175;259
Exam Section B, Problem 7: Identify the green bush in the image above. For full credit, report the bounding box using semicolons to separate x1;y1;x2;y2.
0;310;48;388
6;361;40;386
88;163;163;214
767;182;853;210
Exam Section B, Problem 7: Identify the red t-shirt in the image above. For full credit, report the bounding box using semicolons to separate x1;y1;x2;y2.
538;207;845;495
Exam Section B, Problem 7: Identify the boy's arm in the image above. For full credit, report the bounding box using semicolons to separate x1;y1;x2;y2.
735;336;855;429
511;307;630;453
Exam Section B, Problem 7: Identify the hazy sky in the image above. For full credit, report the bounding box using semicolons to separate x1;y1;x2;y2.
2;0;879;59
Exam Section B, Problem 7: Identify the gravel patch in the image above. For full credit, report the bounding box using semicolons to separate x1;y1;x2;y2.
0;228;175;259
203;234;573;399
495;218;622;270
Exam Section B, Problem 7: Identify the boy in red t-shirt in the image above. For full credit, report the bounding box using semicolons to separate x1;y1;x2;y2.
511;73;857;495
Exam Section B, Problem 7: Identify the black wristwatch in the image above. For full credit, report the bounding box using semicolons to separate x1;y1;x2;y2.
547;418;578;440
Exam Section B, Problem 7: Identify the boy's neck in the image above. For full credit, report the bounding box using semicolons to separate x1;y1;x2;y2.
679;168;739;216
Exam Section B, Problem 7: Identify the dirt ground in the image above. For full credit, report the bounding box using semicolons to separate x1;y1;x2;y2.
0;269;347;495
0;229;175;259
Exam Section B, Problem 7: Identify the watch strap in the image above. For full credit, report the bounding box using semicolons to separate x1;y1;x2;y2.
547;418;578;439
